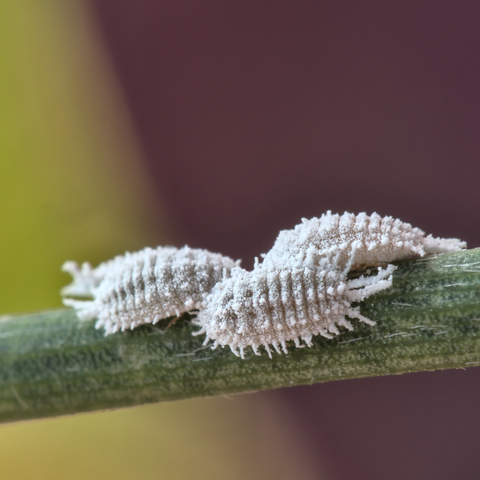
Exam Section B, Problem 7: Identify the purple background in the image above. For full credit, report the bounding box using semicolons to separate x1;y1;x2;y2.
92;1;480;478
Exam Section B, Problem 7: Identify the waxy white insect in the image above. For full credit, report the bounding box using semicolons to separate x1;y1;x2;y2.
62;246;239;334
194;256;396;359
262;211;466;271
62;212;466;359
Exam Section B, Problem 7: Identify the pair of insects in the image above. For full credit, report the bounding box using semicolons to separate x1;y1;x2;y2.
62;212;466;358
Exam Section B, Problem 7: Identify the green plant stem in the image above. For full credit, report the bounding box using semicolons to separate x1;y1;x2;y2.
1;248;480;424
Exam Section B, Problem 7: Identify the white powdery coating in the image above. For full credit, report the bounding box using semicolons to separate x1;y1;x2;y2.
262;211;466;270
62;246;239;335
194;261;396;359
61;211;467;358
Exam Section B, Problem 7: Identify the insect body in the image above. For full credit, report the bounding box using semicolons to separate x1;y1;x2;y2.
62;246;239;334
194;255;396;358
262;212;466;270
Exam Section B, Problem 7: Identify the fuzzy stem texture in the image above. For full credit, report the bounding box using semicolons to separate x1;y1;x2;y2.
1;248;480;424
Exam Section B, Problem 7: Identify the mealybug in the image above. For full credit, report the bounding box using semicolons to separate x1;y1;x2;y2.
193;252;396;358
62;246;239;334
262;211;466;270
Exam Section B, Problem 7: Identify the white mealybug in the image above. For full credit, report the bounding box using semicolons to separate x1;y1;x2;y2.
261;211;466;270
62;246;240;335
193;253;396;359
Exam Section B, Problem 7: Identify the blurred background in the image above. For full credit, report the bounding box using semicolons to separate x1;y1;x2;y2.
1;1;480;478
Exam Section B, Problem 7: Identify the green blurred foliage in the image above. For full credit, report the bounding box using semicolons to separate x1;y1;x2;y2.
0;2;320;479
0;0;168;314
0;397;318;480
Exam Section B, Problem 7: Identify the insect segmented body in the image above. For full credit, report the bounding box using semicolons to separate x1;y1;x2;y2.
194;255;396;358
262;211;466;270
62;246;239;334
